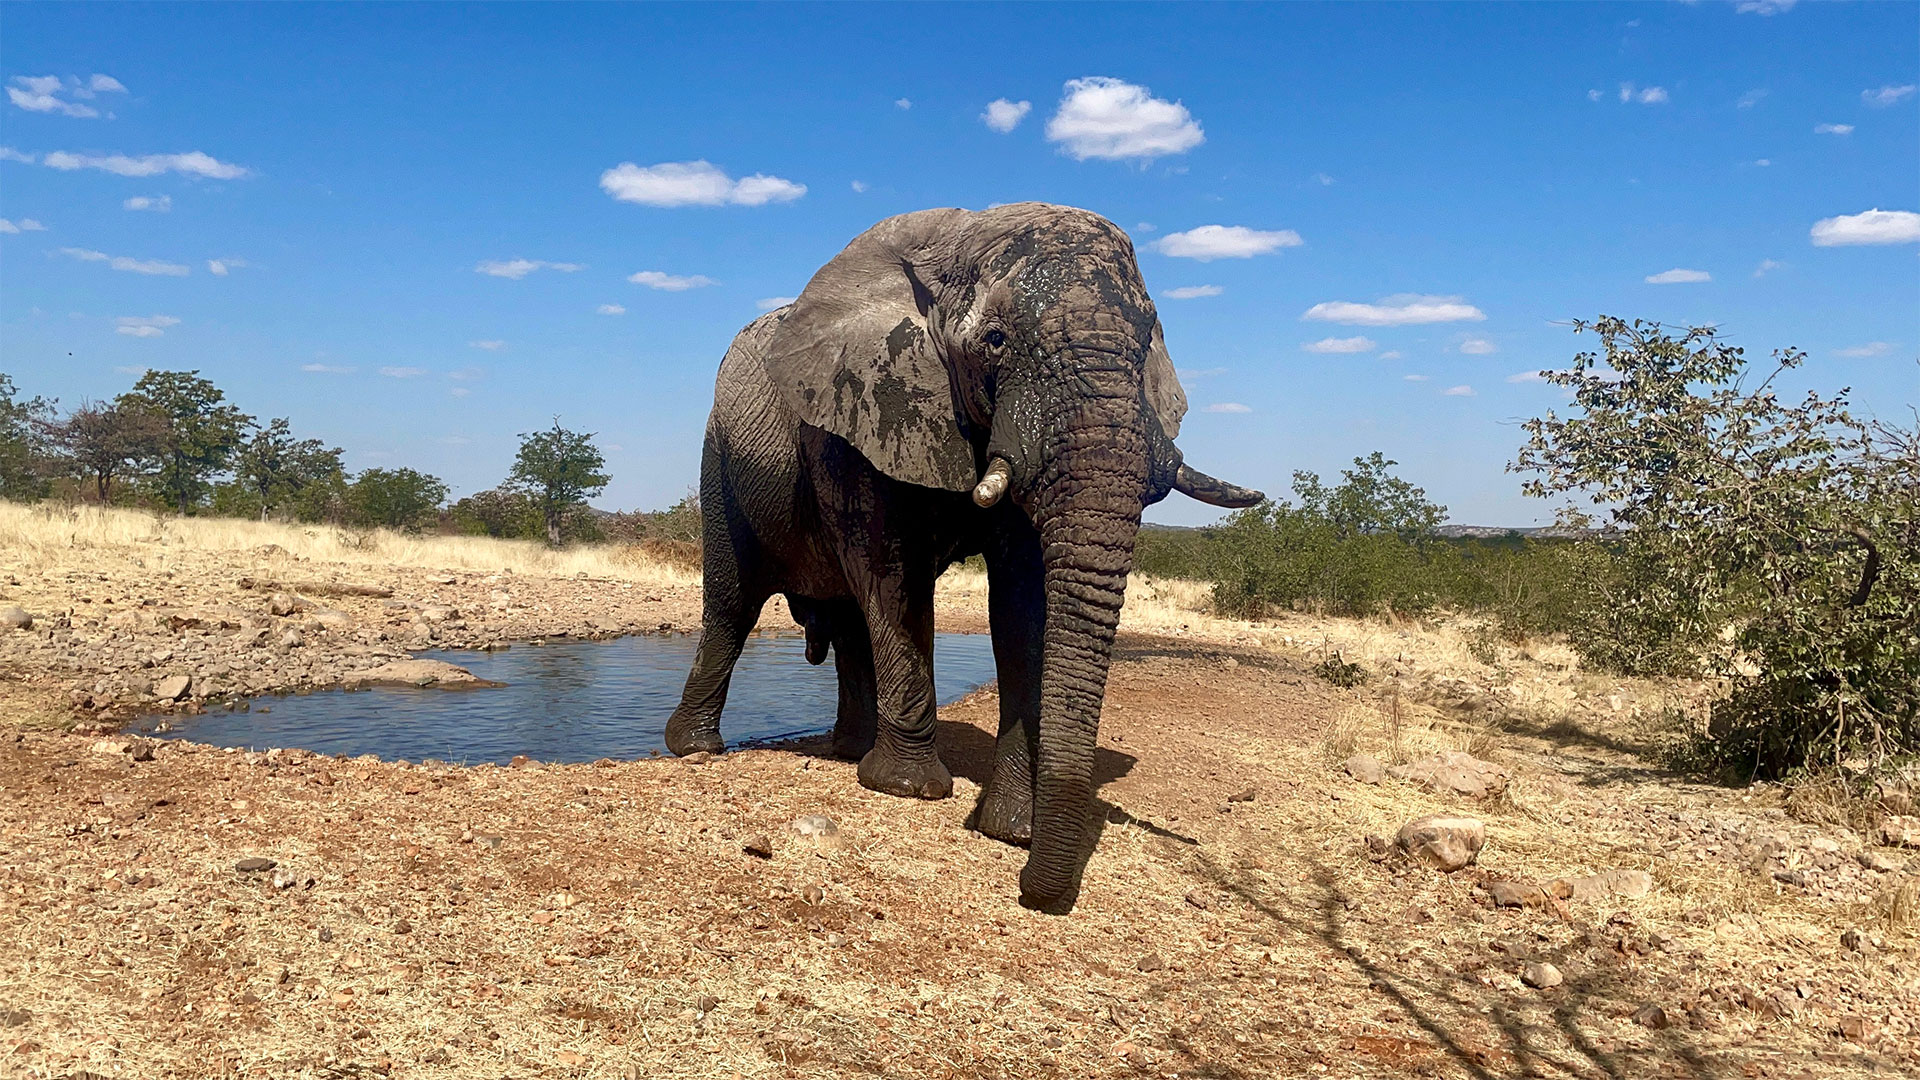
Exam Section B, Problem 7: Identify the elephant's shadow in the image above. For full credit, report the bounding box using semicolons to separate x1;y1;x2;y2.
931;718;1138;792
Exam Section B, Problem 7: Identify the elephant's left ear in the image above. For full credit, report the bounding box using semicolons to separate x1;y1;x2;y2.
763;209;979;493
1144;323;1188;439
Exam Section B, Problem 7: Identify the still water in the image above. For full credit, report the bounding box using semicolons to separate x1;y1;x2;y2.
145;632;999;765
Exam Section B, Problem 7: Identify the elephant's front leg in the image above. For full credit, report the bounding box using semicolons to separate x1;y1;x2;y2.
852;580;952;799
974;511;1044;844
827;598;879;761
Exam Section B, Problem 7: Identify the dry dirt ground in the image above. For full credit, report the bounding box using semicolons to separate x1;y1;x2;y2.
2;513;1916;1079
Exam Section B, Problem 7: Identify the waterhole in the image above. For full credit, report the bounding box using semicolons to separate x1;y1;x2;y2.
144;632;999;764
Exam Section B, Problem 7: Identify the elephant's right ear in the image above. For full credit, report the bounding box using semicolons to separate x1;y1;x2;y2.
763;208;980;493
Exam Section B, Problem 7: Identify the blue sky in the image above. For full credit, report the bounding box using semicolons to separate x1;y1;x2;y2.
3;1;1915;526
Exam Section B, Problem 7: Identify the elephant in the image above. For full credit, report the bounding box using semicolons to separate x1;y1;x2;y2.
664;202;1261;910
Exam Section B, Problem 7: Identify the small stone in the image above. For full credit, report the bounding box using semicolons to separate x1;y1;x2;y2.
1840;928;1869;953
1136;953;1166;973
392;919;411;935
154;674;191;702
682;751;713;765
1633;1003;1672;1030
1879;815;1920;848
0;606;32;630
1858;850;1901;873
695;994;719;1014
1227;787;1258;803
1837;1015;1880;1043
1184;890;1212;910
235;857;276;873
802;884;824;905
1772;868;1807;887
742;834;773;859
1484;880;1550;909
555;1051;587;1068
1388;750;1509;799
1343;754;1385;785
318;927;333;943
1521;962;1563;989
1397;815;1487;872
267;592;298;616
280;629;303;648
789;814;848;851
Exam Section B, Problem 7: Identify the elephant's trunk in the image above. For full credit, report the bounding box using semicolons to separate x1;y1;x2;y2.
1017;396;1147;910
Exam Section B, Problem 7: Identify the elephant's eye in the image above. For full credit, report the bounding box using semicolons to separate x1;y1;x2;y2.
985;329;1007;349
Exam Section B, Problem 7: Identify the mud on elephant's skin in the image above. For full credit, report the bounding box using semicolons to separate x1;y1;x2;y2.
665;202;1261;911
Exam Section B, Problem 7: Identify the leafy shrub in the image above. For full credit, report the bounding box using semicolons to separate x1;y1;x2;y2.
1516;317;1919;778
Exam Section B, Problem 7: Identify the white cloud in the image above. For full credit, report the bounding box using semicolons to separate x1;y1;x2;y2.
123;194;171;212
1205;402;1251;414
0;147;36;163
1303;294;1486;326
982;98;1033;133
89;74;126;94
1737;88;1769;109
1835;342;1891;358
474;258;584;279
60;247;189;275
0;217;47;233
1645;267;1711;284
379;366;428;378
300;363;355;374
450;387;472;398
1311;172;1335;186
1163;285;1223;300
1810;209;1920;246
850;180;869;193
114;314;179;338
1814;123;1854;136
1618;83;1668;105
1864;84;1917;107
206;257;247;276
1458;337;1497;354
1753;258;1784;278
1587;89;1603;102
629;270;717;291
38;149;249;179
1402;374;1429;382
599;160;806;207
1301;335;1377;354
894;98;912;110
7;75;100;118
596;303;626;316
1443;385;1476;397
1735;0;1797;14
1378;350;1403;361
468;340;506;351
1752;158;1771;167
1134;222;1155;233
1156;224;1301;260
1506;371;1549;383
1045;76;1204;161
756;296;798;310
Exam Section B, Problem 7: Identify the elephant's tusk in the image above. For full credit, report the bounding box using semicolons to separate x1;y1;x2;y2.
1174;463;1264;508
973;457;1012;508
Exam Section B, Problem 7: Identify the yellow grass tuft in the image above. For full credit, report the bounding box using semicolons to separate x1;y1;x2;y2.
0;502;697;586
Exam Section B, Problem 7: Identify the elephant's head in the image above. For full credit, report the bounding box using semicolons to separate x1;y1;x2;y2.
764;203;1261;909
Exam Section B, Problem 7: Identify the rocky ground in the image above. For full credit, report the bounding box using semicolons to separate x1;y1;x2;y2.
1;536;1916;1079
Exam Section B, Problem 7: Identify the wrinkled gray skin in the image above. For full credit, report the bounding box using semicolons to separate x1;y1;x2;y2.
665;203;1261;911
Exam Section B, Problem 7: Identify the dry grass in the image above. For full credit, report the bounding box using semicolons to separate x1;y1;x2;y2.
0;502;697;586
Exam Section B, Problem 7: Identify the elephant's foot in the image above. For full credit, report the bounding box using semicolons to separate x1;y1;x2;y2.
972;783;1034;846
664;711;725;757
857;747;953;800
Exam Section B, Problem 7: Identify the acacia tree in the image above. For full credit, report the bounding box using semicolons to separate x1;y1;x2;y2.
0;374;55;502
506;420;609;545
117;370;252;513
234;418;346;520
347;467;448;531
1514;317;1918;777
46;400;166;503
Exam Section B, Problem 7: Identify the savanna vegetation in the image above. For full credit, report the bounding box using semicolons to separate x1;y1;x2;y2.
7;317;1915;777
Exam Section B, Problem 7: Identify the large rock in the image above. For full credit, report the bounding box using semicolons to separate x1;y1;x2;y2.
1343;754;1385;785
1389;751;1509;799
1397;815;1486;872
1879;816;1920;849
350;659;497;689
153;674;192;701
0;606;32;630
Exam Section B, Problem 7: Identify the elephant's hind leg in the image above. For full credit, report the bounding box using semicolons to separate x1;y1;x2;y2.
664;591;762;756
827;598;879;760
